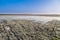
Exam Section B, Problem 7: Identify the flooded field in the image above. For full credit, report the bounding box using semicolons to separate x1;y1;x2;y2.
0;16;60;40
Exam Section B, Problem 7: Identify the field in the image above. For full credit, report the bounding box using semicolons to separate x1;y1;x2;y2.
0;16;60;40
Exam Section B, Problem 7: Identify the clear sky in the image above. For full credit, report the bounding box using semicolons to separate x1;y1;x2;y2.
0;0;60;14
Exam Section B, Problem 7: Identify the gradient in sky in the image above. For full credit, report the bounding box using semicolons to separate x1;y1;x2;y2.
0;0;60;14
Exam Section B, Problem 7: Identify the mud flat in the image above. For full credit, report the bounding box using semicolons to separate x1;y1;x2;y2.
0;16;60;40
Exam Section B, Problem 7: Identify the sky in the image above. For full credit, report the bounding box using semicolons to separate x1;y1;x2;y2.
0;0;60;14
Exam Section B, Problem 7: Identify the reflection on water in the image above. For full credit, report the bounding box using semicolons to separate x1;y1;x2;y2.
0;16;60;22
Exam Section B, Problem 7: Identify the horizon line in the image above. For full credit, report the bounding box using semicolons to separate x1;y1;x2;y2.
0;13;60;17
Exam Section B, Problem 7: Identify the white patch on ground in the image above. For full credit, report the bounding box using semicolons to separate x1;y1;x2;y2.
5;26;10;31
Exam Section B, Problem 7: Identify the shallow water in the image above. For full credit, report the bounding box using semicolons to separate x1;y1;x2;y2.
0;16;60;22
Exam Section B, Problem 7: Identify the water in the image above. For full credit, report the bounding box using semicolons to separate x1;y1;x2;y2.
0;16;60;23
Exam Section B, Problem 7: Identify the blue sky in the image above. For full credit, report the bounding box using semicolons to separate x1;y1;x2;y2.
0;0;60;14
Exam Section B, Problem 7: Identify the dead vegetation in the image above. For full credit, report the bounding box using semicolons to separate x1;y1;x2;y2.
0;19;60;40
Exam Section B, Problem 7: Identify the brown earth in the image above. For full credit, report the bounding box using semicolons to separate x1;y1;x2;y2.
0;19;60;40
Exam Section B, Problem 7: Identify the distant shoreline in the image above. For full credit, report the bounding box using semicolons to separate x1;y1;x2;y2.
0;14;60;16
